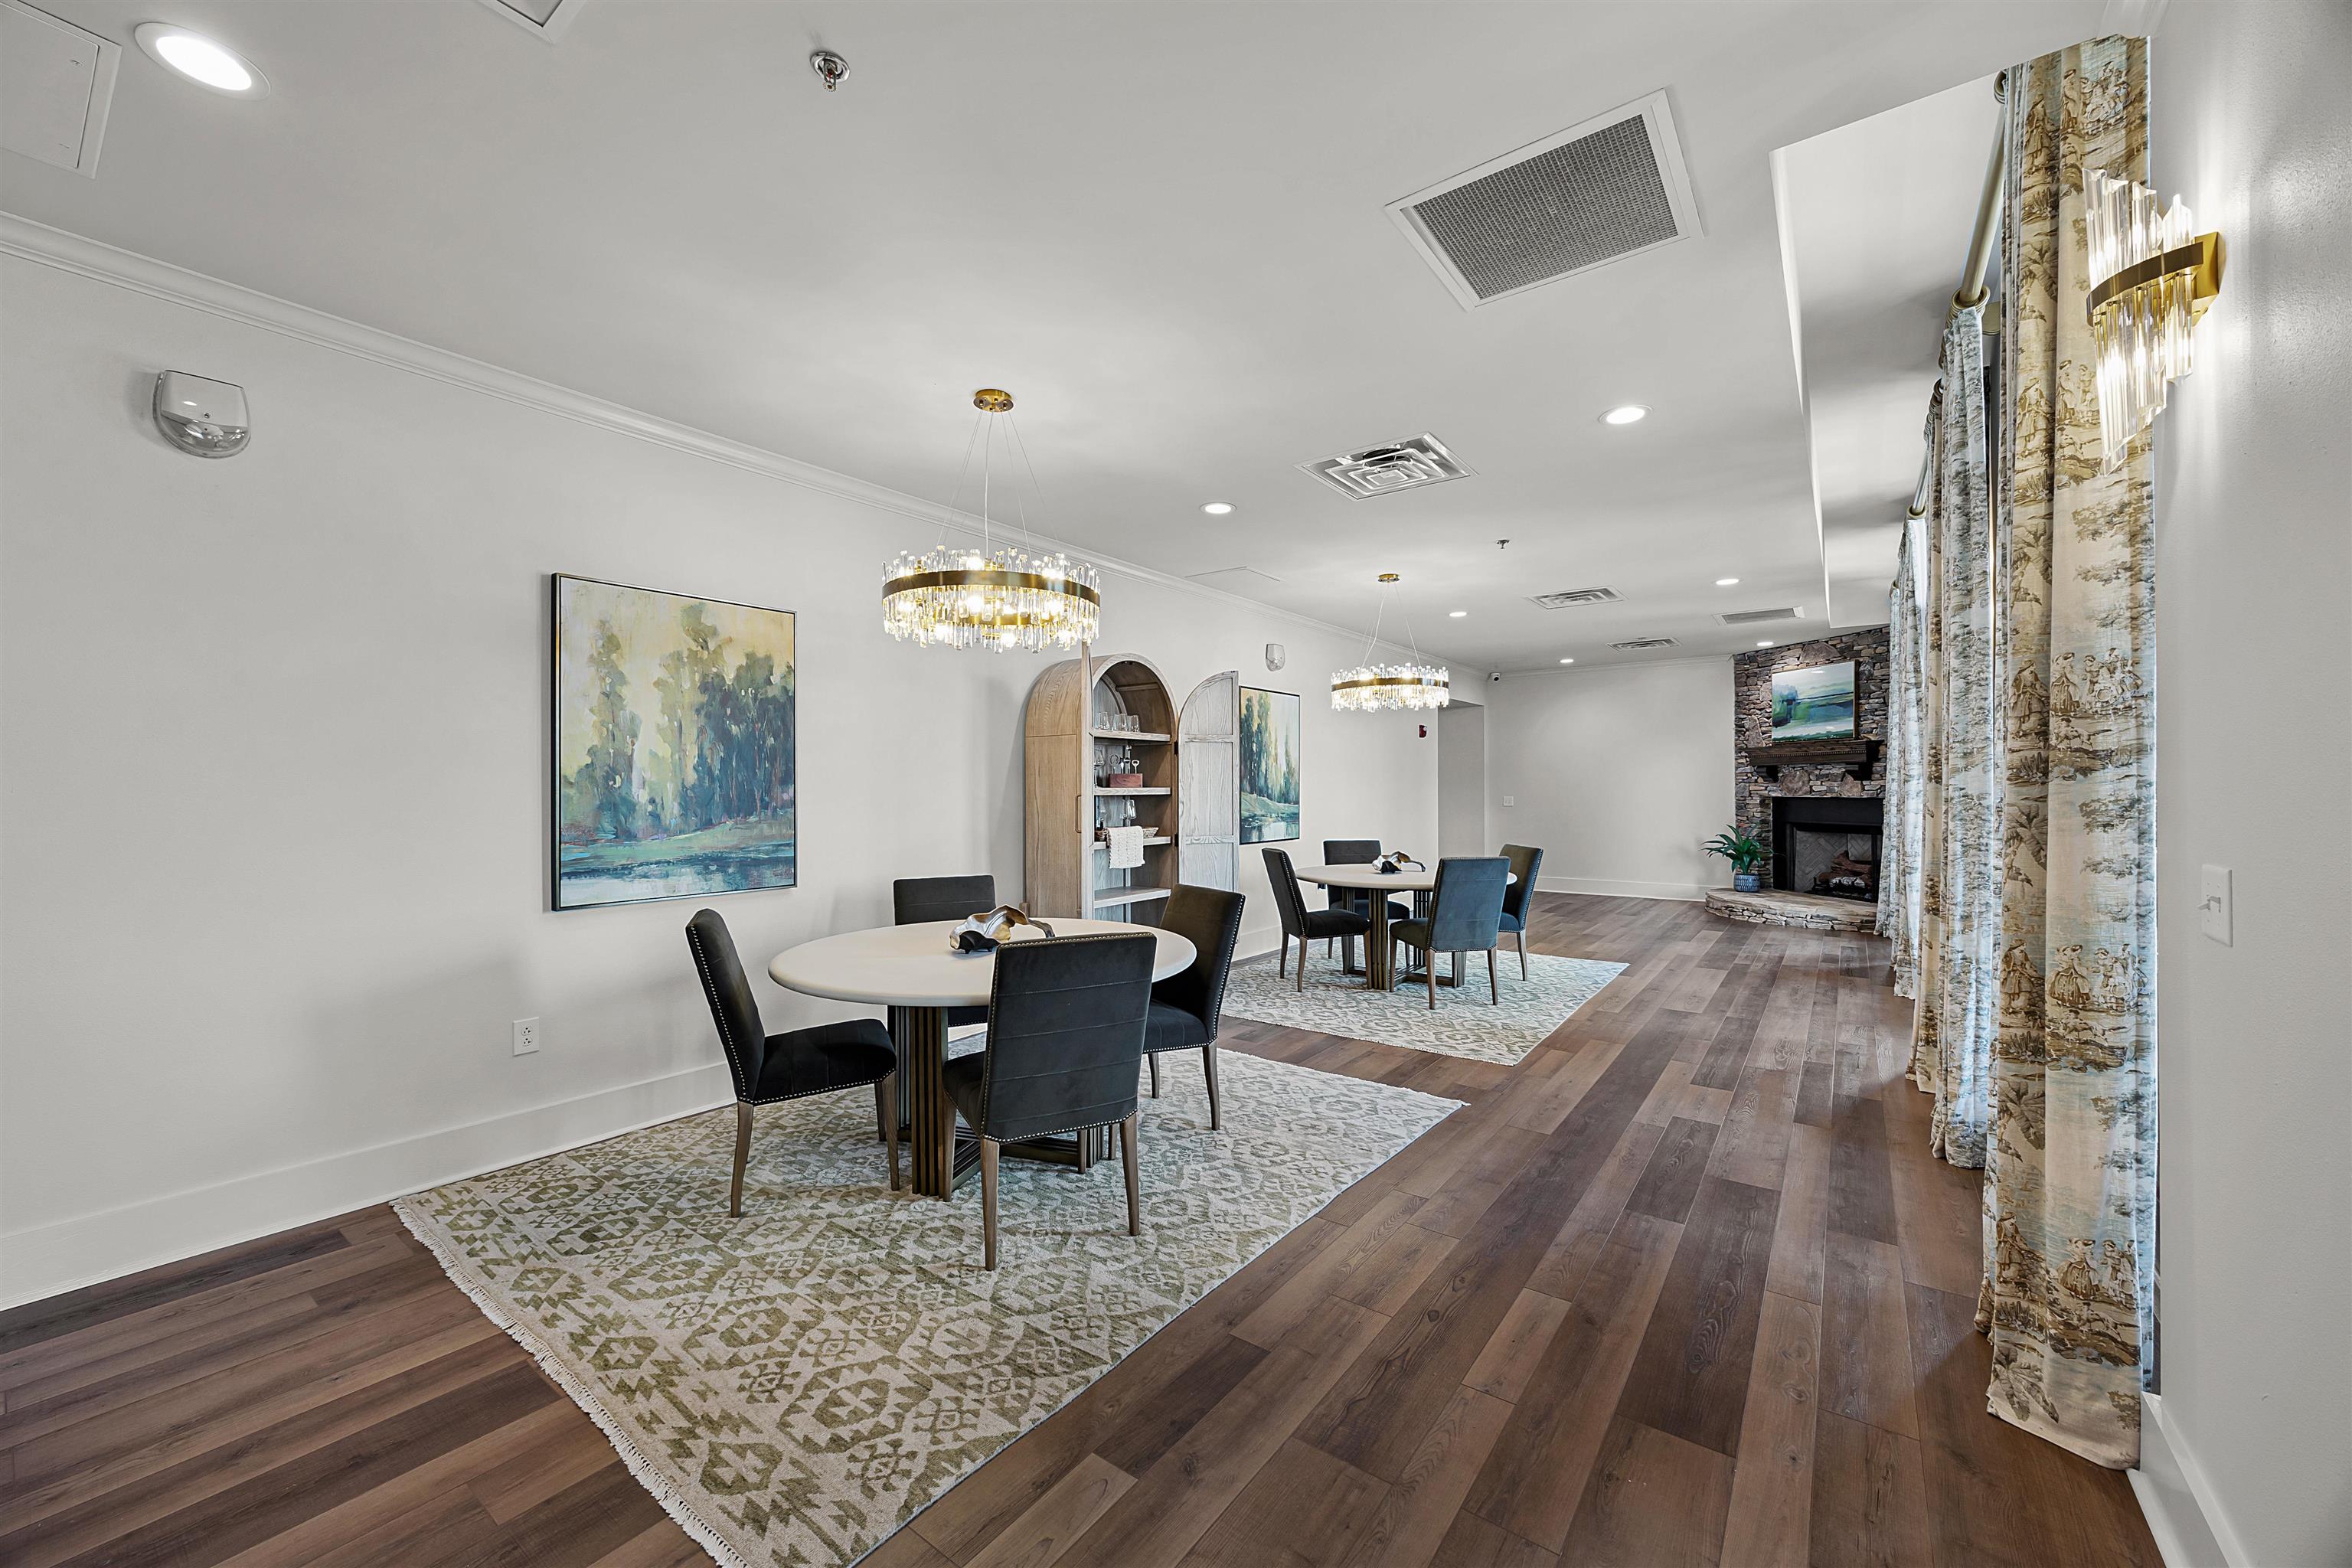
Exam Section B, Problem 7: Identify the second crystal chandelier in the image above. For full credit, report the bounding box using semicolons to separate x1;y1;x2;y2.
1331;572;1450;712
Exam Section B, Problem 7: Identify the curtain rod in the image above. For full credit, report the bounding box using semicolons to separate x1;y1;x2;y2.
1908;70;2010;521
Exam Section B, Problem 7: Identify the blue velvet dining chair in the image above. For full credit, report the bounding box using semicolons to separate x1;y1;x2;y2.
1498;843;1544;979
1386;857;1511;1010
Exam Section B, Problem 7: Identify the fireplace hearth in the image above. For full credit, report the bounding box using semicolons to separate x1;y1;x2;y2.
1770;795;1883;903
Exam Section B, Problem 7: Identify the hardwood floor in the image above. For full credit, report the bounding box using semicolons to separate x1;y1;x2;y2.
0;895;2160;1568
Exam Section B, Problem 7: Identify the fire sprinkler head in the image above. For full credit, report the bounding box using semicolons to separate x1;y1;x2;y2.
810;49;848;91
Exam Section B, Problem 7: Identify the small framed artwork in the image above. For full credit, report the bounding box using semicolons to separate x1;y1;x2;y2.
1769;659;1858;741
1239;686;1301;844
551;574;796;910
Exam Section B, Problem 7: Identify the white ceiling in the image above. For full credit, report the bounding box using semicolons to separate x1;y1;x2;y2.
0;2;2103;669
1775;72;2004;628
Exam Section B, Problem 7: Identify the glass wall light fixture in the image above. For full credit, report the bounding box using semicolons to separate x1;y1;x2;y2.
2085;168;2223;471
880;389;1101;652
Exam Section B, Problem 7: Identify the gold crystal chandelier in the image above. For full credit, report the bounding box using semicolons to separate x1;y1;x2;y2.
2085;169;2223;472
1331;573;1450;713
882;389;1102;652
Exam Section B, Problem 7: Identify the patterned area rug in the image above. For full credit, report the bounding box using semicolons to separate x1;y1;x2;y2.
1220;949;1628;1065
396;1051;1456;1568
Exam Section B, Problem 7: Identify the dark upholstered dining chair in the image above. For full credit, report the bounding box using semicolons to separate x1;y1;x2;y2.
1264;848;1367;993
685;909;900;1214
942;931;1157;1269
893;875;997;1030
1387;857;1512;1009
1498;843;1544;979
1144;884;1246;1130
1321;838;1410;969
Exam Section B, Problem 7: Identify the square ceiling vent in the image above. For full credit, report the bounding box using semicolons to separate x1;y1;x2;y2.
1717;606;1806;626
475;0;586;41
1610;636;1678;652
1298;433;1473;500
1529;586;1622;609
1386;90;1703;311
1;0;118;178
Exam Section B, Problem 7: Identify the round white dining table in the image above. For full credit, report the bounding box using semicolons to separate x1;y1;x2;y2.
769;918;1196;1198
1291;864;1514;991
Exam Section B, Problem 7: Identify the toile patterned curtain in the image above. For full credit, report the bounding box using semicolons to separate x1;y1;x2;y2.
1977;34;2158;1471
1878;511;1926;999
1907;318;1998;1169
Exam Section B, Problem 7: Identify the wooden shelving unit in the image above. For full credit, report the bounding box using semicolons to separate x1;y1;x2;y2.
1023;652;1181;923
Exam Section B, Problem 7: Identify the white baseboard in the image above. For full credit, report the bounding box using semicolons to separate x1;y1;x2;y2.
0;1063;732;1310
1537;875;1713;903
2130;1392;2242;1567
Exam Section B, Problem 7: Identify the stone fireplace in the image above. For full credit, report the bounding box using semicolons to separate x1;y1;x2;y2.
1709;629;1892;929
1772;795;1883;903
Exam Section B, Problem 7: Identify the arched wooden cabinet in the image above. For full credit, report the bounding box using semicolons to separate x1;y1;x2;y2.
1024;655;1239;920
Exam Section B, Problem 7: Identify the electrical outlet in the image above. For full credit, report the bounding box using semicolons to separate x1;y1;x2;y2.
1502;795;1516;808
2199;866;2232;946
512;1017;541;1056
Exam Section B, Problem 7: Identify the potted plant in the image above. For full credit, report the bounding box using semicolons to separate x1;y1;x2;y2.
1704;825;1767;893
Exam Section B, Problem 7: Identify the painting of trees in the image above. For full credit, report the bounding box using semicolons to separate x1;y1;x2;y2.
1239;687;1300;844
554;577;796;909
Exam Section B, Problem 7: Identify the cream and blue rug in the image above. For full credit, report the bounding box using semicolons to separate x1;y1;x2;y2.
1220;949;1628;1064
396;1050;1456;1568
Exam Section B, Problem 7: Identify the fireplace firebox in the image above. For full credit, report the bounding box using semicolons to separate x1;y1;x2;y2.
1769;795;1883;903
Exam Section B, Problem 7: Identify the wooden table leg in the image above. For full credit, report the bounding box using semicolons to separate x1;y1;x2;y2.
891;1005;953;1198
1367;895;1393;990
884;1007;919;1140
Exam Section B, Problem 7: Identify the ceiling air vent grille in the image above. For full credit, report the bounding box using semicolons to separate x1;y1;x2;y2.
475;0;586;41
1298;433;1473;500
1528;586;1622;609
1387;90;1702;311
1609;636;1679;652
1716;606;1807;626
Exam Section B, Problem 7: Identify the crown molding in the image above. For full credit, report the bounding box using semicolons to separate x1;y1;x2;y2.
0;214;1460;670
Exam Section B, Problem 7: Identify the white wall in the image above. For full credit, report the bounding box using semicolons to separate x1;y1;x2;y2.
0;246;1465;1307
2142;7;2352;1566
1436;698;1487;859
1485;660;1733;900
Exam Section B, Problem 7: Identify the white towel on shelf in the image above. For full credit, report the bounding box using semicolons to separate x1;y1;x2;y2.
1106;825;1148;870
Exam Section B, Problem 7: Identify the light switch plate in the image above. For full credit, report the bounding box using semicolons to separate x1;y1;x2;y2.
2199;865;2232;946
1501;795;1516;808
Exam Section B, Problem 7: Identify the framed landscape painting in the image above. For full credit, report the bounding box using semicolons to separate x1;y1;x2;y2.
552;575;795;910
1239;686;1301;844
1769;659;1858;741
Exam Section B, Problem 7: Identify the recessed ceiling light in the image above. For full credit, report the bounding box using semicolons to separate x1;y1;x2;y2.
1756;639;1775;648
1599;404;1649;426
1200;501;1234;515
135;24;268;96
1715;577;1740;586
1449;609;1468;618
1559;657;1575;665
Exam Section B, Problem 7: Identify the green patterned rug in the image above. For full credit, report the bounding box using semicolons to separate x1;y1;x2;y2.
1220;949;1628;1065
396;1050;1457;1568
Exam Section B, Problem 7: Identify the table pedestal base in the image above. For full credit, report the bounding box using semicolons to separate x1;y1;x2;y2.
888;1004;1110;1198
